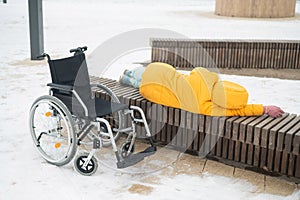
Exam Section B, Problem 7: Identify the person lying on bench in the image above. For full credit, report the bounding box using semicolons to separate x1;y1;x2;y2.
120;62;284;118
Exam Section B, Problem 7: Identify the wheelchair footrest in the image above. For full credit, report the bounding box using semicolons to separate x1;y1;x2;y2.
117;146;157;169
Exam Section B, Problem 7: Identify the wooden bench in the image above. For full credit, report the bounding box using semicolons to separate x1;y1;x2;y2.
151;39;300;79
91;77;300;182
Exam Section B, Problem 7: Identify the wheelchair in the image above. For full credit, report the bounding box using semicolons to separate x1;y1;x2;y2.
29;46;156;176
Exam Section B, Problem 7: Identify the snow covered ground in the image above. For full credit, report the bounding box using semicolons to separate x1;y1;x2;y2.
0;0;300;199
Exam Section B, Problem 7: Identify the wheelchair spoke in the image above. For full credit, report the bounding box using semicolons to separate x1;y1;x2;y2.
29;95;77;166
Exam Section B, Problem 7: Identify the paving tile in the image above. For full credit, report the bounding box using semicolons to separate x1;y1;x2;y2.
171;154;206;176
203;160;234;177
265;176;297;196
234;168;265;192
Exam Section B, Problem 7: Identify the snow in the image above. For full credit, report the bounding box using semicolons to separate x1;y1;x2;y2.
0;0;300;199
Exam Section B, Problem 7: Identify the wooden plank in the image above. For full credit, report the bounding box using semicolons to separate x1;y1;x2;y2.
228;140;235;160
187;129;196;151
274;150;282;173
247;144;254;165
240;142;248;164
205;116;213;154
280;151;289;174
239;117;258;142
276;116;300;152
295;156;300;178
166;107;174;144
288;154;296;177
260;147;268;169
284;117;300;153
265;42;270;68
171;108;181;146
285;42;290;69
192;113;199;131
222;138;229;159
234;141;242;162
295;42;300;69
215;116;226;157
216;136;223;157
174;108;180;127
253;145;260;167
225;117;239;139
293;130;300;155
246;115;268;144
282;43;288;69
261;113;289;149
268;114;297;171
262;42;267;68
269;114;297;150
198;115;206;156
140;99;148;137
218;116;228;138
240;42;246;68
249;42;254;68
253;117;275;146
224;117;238;160
179;110;188;149
122;90;141;105
155;104;164;141
149;102;158;141
210;117;220;155
232;117;248;141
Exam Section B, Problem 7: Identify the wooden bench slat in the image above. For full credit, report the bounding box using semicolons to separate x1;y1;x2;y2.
269;114;297;150
253;117;275;146
293;130;300;155
295;156;300;178
277;116;300;151
261;113;289;148
283;117;300;153
232;116;248;141
246;115;269;144
239;117;258;142
225;116;239;139
218;117;228;138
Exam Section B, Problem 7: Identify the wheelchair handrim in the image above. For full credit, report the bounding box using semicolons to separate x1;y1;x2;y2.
29;97;76;164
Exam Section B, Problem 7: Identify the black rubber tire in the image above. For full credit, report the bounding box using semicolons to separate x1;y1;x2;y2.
74;152;98;176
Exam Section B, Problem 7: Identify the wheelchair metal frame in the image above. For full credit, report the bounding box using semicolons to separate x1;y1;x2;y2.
29;47;156;176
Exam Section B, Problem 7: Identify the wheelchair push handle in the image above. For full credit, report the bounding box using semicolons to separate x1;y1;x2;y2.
36;53;51;61
70;46;87;54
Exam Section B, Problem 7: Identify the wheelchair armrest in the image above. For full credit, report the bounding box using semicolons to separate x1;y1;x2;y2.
47;83;73;92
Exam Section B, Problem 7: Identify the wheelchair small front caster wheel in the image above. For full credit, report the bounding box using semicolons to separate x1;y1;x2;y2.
74;152;98;176
120;141;135;158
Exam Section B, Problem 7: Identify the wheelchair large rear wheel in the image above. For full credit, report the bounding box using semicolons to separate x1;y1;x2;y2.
29;95;77;166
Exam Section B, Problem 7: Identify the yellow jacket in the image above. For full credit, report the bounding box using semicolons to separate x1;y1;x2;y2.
139;63;263;116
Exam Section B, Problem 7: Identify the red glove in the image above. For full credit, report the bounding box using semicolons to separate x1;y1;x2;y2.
264;106;284;118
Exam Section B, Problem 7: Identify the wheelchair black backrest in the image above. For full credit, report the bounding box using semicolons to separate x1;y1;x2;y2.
48;50;96;118
49;52;90;87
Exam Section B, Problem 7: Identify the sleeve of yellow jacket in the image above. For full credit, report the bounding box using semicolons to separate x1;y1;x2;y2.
206;102;264;116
